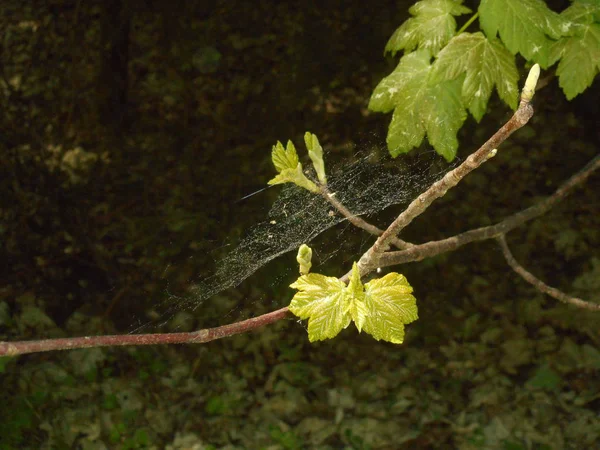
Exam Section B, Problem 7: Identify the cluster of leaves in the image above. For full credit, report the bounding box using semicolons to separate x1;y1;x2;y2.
370;0;600;160
289;246;418;344
267;132;327;192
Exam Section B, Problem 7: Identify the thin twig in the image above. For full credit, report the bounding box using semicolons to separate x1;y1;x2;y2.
497;235;600;311
319;185;413;249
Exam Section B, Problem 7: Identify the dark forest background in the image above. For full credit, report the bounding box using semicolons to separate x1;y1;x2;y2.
1;0;599;448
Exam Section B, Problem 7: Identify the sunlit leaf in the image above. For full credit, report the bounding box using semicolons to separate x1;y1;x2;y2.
479;0;568;68
550;3;600;99
346;263;368;332
362;273;418;344
271;140;299;172
268;163;318;192
289;274;350;342
304;132;327;184
431;32;519;121
369;49;467;161
385;0;471;56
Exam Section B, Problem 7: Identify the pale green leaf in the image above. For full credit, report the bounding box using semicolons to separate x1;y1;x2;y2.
385;0;471;56
289;274;350;342
421;78;466;161
268;164;319;193
346;262;368;332
371;50;467;161
431;32;519;121
296;244;313;275
362;273;418;344
551;4;600;99
479;0;569;68
271;140;299;172
304;132;327;184
369;49;431;113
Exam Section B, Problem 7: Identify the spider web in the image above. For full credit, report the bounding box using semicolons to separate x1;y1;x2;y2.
133;142;460;332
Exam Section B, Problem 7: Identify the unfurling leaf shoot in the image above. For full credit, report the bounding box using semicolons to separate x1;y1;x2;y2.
304;132;327;185
268;140;318;192
297;244;313;275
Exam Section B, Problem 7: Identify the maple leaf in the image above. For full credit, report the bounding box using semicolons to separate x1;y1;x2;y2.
431;32;519;121
268;140;318;192
362;273;418;344
289;256;418;344
385;0;471;56
479;0;568;68
369;50;467;161
289;274;350;342
550;2;600;99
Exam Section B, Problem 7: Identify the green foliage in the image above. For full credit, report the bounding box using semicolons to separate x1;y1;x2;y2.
369;50;466;161
550;2;600;99
430;32;518;121
268;140;319;192
384;0;471;56
304;132;327;184
372;0;600;159
289;254;418;343
288;272;350;341
479;0;565;68
296;244;313;275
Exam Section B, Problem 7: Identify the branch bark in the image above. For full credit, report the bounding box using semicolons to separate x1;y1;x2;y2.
497;235;600;311
0;307;291;356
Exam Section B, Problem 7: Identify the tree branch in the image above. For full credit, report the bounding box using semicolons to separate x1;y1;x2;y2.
0;307;291;356
319;184;413;249
377;153;600;268
5;65;597;356
497;235;600;311
357;101;534;275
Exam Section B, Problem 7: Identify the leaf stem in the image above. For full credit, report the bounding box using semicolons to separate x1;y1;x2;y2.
457;12;479;35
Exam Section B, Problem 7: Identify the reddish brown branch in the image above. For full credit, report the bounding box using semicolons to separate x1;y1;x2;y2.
0;307;290;356
497;235;600;311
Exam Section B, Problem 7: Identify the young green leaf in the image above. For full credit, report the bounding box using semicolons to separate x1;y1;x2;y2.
268;165;319;193
385;0;471;56
268;139;319;192
362;273;418;344
289;263;419;344
370;50;467;161
550;3;600;99
479;0;568;68
271;140;299;172
346;263;368;332
304;132;327;184
430;32;519;121
289;274;350;342
296;244;313;275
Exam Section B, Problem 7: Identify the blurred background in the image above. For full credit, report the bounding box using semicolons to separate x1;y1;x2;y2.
1;0;599;448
